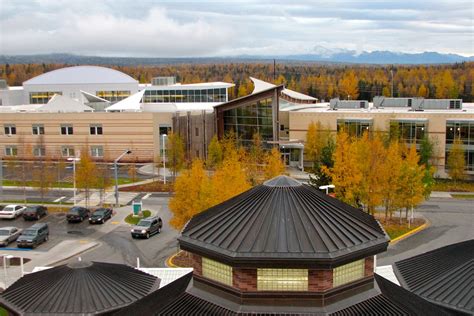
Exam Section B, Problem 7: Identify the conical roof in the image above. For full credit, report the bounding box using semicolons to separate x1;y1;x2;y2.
0;261;160;315
180;176;388;265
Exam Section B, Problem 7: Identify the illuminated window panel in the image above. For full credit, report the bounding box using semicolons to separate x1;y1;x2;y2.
29;92;62;104
96;90;130;102
333;259;365;287
257;269;308;291
202;257;233;287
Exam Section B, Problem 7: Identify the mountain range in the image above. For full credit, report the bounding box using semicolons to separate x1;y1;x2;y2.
0;50;472;66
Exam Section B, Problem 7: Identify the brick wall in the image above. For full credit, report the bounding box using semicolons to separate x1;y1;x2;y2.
365;256;374;277
309;269;333;292
190;252;202;276
233;268;257;291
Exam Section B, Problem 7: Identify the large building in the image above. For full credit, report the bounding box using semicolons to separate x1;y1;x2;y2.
1;66;474;176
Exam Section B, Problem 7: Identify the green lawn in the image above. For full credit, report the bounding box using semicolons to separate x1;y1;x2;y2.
2;177;138;188
432;179;474;192
0;199;74;205
451;194;474;199
124;210;152;225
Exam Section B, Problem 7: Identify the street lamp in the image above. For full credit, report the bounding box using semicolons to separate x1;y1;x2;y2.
67;156;80;205
114;149;132;207
0;157;3;198
162;134;167;184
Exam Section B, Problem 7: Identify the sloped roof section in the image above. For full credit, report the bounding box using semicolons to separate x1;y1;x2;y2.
180;175;388;264
0;261;160;315
105;89;145;112
24;65;138;85
394;240;474;314
38;94;94;112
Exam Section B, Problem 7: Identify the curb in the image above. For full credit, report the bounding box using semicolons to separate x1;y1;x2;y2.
390;218;430;245
165;251;182;268
47;241;101;266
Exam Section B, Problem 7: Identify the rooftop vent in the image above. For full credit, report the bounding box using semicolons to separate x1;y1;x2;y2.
152;76;177;86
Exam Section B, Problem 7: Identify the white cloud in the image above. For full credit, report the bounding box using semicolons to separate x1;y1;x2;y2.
0;0;472;57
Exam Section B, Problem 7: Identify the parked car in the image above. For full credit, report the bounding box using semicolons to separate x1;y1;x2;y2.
66;207;90;223
16;223;49;248
23;205;48;221
89;208;113;224
0;227;22;247
0;205;27;219
131;216;162;239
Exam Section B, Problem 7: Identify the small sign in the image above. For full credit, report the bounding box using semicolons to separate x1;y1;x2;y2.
132;200;142;216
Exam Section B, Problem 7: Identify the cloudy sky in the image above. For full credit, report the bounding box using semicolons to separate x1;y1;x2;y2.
0;0;472;57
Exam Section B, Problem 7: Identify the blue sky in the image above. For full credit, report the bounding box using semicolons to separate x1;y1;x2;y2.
0;0;472;57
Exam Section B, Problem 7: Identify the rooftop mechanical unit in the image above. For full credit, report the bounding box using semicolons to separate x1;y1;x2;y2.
329;98;368;110
373;96;417;108
412;99;462;111
152;76;177;86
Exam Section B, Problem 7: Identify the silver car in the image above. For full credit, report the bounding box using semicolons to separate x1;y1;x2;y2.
0;227;22;247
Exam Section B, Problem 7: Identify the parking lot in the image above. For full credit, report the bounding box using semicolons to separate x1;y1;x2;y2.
0;206;115;252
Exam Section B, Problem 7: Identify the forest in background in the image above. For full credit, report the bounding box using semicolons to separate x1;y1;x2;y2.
1;61;473;101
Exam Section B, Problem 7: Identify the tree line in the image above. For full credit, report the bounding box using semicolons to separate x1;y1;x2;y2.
1;62;473;101
306;121;467;223
168;132;285;229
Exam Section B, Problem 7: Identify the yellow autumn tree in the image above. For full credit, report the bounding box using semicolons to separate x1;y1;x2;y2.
323;130;362;206
169;160;212;229
398;145;426;226
210;149;251;206
76;149;98;208
338;71;359;100
380;141;403;221
305;121;329;163
206;135;223;169
355;132;386;215
447;138;466;182
264;147;285;180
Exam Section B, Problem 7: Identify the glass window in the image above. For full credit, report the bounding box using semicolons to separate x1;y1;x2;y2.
61;146;75;157
90;124;103;135
337;120;372;138
257;269;308;291
5;146;17;156
90;146;104;158
29;92;61;104
33;146;46;157
60;124;73;135
202;257;232;287
333;259;365;287
96;91;130;102
32;124;44;135
4;124;16;135
445;121;474;170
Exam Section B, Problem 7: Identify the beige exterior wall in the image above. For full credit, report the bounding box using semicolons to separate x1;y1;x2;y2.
0;112;173;163
289;110;474;175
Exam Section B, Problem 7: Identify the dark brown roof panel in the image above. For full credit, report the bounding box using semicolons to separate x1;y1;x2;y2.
395;240;474;314
180;176;388;264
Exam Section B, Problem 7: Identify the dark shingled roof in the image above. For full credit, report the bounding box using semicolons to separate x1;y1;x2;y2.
0;261;160;315
120;273;448;315
394;240;474;315
180;176;388;264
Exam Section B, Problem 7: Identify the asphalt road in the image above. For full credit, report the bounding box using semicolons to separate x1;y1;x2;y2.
0;188;74;203
62;195;178;268
378;197;474;265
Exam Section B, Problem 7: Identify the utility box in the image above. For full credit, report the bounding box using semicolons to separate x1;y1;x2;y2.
132;200;142;216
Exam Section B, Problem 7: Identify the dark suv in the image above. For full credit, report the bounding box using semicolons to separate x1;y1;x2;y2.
131;216;162;239
23;205;48;221
66;207;90;223
17;223;49;248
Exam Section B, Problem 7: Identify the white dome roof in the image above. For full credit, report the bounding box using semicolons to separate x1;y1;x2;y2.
24;66;138;85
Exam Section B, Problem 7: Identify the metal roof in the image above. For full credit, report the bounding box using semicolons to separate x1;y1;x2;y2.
394;240;474;314
0;261;160;315
180;176;388;265
23;66;138;85
118;273;447;315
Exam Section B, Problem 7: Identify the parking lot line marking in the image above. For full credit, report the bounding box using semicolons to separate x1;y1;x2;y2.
111;221;120;225
53;196;66;202
143;193;151;200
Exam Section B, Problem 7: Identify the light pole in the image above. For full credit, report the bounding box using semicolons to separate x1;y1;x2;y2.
0;157;3;198
114;149;132;207
67;156;80;205
162;134;167;184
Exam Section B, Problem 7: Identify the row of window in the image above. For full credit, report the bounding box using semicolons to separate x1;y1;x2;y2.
4;124;103;136
29;92;62;104
143;88;227;103
96;90;131;102
201;257;366;291
4;145;104;158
